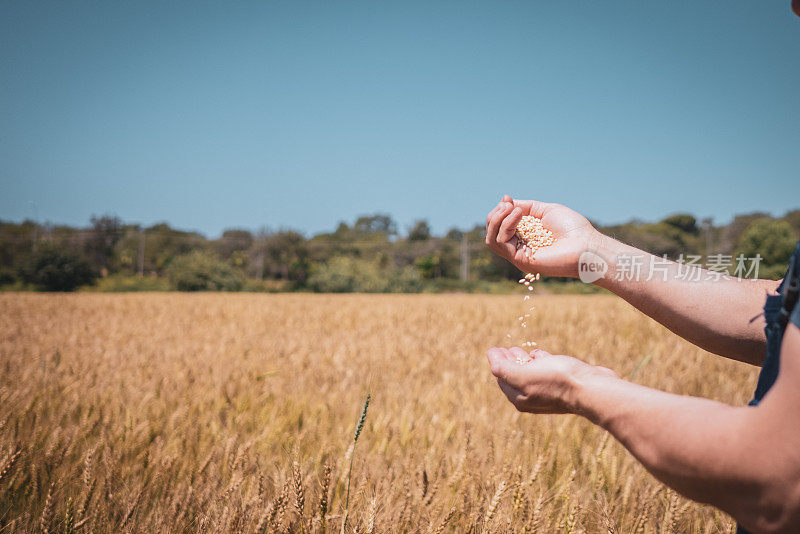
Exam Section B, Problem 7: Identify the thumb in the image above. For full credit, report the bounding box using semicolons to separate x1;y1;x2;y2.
487;348;514;379
487;348;530;391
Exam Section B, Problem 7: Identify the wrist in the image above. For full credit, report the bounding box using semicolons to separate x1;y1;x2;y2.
589;234;629;290
566;368;622;426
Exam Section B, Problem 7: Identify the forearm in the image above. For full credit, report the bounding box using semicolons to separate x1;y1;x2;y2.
571;374;788;531
591;234;777;365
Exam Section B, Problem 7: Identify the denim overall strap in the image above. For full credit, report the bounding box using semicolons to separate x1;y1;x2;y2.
750;290;785;406
737;242;800;533
749;242;800;406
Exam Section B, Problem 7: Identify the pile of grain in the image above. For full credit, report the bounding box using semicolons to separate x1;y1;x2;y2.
515;216;556;259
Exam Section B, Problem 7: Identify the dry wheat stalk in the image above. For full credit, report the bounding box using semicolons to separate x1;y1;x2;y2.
424;477;439;507
662;489;680;533
431;505;456;534
293;460;305;519
275;480;290;531
0;446;21;486
366;498;377;534
64;497;75;533
120;486;143;529
527;454;545;488
531;492;545;532
561;502;576;534
483;479;506;527
319;462;332;529
40;482;54;534
633;489;657;534
82;446;96;488
77;476;96;518
255;501;274;534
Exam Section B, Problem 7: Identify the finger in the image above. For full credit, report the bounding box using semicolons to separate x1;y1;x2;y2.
502;194;513;203
487;347;514;366
486;202;503;228
487;348;515;377
486;202;512;247
510;199;552;219
497;207;523;244
531;348;553;358
487;350;530;391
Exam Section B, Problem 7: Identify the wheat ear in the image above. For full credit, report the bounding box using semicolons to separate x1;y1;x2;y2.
341;394;370;534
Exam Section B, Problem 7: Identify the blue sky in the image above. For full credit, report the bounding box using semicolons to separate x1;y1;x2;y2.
1;1;798;238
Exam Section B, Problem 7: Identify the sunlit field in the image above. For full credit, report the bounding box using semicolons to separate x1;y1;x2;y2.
0;293;757;533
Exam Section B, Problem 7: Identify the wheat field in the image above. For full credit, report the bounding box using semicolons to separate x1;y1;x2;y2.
0;292;758;533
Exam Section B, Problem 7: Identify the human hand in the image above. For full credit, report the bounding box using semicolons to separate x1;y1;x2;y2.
485;195;601;278
486;347;618;414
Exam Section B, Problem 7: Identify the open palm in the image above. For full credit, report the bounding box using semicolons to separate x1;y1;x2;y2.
485;195;599;278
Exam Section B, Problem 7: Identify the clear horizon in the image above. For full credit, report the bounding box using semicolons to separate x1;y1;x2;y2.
3;205;799;240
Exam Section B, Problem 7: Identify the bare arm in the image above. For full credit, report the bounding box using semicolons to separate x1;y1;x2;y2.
485;196;778;365
591;234;779;365
487;325;800;533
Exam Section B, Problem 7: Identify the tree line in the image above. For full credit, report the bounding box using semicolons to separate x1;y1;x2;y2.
0;210;798;292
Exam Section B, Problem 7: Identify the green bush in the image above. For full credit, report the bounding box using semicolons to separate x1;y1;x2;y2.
0;267;16;286
166;251;245;291
736;218;798;280
241;278;291;293
662;213;698;234
307;256;422;293
19;243;97;291
90;274;170;292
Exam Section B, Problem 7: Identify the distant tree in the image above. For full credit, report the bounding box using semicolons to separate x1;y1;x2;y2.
166;250;244;291
662;213;698;234
783;210;800;236
307;256;362;292
602;222;696;258
307;256;421;292
85;215;123;272
408;220;431;241
143;223;207;274
215;229;253;262
445;228;463;241
0;219;37;268
353;214;397;237
735;219;797;279
332;222;351;237
717;212;770;254
20;242;97;291
311;215;395;263
0;266;16;286
414;254;441;278
251;230;309;282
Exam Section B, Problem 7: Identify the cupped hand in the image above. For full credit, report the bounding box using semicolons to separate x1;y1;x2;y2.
485;195;600;278
486;347;618;414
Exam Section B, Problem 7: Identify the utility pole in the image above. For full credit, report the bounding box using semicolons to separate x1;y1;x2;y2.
256;252;265;280
137;230;145;276
460;233;470;281
702;218;713;256
28;201;38;253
